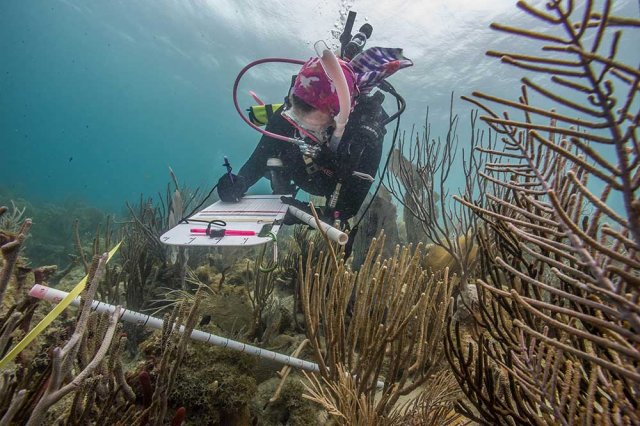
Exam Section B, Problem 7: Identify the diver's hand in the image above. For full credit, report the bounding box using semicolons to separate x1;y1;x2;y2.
280;196;309;211
280;196;308;225
280;196;332;226
217;173;247;203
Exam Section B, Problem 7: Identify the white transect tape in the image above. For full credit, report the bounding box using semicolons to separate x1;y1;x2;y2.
287;206;348;245
29;285;385;388
29;284;319;373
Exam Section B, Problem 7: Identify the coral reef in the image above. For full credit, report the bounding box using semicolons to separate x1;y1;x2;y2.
1;252;126;426
119;183;206;353
0;196;210;426
3;3;637;426
140;295;201;426
299;233;457;423
350;186;401;269
252;375;322;425
0;189;107;268
388;147;434;246
446;1;640;424
244;244;279;342
386;94;487;296
167;343;257;425
0;214;32;304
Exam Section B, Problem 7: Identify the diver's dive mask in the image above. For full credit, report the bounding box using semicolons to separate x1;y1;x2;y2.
281;105;334;145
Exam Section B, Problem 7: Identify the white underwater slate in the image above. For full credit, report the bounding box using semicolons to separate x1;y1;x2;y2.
159;195;288;247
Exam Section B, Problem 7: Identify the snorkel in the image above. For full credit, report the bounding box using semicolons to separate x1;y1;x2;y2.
313;40;352;152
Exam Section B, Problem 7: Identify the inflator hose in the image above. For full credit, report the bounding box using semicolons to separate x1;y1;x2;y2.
232;57;305;144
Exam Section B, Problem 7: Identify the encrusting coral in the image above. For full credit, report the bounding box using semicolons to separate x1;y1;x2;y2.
166;342;257;425
252;374;321;426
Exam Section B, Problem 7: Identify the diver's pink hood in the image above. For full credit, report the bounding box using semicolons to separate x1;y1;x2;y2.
290;56;357;117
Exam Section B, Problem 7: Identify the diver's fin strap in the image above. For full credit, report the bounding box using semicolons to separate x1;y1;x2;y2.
0;241;123;369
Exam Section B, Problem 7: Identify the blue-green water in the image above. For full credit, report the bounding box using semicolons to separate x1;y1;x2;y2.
1;0;638;212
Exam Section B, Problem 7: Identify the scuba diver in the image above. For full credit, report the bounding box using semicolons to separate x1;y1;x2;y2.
217;13;412;236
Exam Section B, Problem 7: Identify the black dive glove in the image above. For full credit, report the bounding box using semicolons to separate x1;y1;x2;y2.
217;173;247;203
350;90;388;143
281;196;332;226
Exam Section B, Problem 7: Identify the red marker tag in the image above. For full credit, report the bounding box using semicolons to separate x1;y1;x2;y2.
190;228;256;237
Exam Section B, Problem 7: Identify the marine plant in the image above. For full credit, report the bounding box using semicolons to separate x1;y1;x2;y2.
446;0;640;424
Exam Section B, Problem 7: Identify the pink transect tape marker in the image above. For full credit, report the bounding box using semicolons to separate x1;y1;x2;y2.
190;228;256;237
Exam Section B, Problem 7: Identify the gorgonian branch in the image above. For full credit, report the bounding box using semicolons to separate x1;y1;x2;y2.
448;1;640;423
